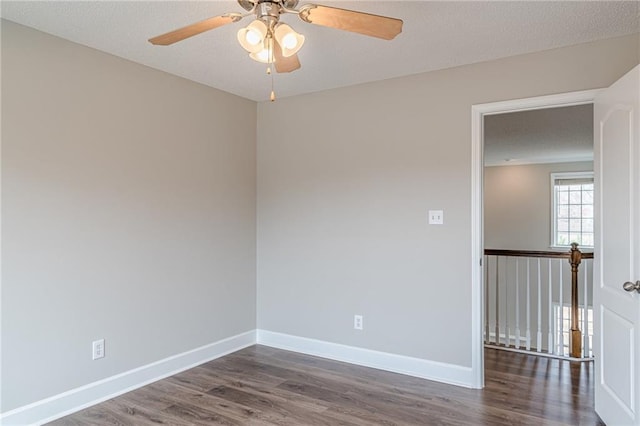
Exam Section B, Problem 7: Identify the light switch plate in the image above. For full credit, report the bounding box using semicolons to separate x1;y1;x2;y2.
428;210;444;225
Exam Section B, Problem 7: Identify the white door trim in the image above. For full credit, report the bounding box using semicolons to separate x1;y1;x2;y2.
470;88;603;388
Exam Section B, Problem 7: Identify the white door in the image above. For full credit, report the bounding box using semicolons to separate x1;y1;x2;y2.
594;64;640;425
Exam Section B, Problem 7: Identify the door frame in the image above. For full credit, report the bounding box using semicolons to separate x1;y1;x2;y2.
470;89;603;388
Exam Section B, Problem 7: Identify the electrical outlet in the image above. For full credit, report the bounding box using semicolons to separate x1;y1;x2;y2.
92;339;105;360
428;210;444;225
354;315;363;330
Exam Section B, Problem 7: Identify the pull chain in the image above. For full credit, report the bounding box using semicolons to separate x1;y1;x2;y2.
270;71;275;102
269;36;275;102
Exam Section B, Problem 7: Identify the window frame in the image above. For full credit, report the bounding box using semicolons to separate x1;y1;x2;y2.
550;171;594;249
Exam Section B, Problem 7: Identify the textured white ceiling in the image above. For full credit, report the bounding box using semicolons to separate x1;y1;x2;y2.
484;104;593;166
1;1;639;102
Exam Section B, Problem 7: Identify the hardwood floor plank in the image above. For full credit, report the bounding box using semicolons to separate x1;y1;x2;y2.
206;385;338;426
167;365;232;393
132;376;268;422
161;402;244;426
115;380;189;412
49;398;195;426
47;346;604;426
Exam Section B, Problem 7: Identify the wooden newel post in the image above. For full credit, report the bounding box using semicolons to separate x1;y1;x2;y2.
569;243;582;358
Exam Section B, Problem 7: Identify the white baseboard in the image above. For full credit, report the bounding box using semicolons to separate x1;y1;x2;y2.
3;329;480;425
257;329;477;389
0;330;256;426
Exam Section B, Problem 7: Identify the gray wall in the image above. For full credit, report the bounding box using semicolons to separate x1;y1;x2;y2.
1;21;257;411
256;33;639;368
485;161;594;251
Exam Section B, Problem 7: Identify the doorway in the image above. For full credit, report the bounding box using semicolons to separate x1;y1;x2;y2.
470;89;602;388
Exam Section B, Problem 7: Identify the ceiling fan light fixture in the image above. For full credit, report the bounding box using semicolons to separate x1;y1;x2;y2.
237;19;267;53
249;37;274;64
274;23;305;57
149;0;404;93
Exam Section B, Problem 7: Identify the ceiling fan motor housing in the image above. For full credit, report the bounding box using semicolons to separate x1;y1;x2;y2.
237;0;300;12
257;2;282;29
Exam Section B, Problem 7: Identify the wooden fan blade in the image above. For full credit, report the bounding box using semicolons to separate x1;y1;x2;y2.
274;39;301;73
149;13;242;46
299;5;402;40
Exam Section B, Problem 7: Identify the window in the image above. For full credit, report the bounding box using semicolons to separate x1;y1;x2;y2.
551;172;594;248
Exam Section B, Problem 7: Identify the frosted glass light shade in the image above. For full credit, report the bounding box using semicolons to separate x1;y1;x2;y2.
274;23;305;57
237;20;268;53
249;38;274;64
249;48;271;63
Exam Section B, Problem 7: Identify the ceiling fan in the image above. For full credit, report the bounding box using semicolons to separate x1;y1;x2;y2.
149;0;403;99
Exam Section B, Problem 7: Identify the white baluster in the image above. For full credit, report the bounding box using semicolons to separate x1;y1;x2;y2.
495;256;500;345
537;258;542;352
526;258;531;351
485;255;490;344
504;257;509;347
548;259;553;354
515;259;521;349
559;259;564;356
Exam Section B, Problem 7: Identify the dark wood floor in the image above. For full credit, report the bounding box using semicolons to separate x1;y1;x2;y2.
48;346;603;425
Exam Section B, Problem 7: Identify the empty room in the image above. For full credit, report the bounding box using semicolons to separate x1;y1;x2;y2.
1;1;639;425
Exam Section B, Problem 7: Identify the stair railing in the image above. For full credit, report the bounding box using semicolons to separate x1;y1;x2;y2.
484;243;593;359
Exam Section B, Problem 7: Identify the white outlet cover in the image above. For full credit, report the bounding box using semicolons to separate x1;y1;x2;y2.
354;315;363;330
92;339;105;360
429;210;444;225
